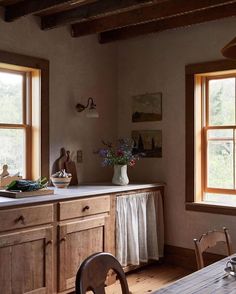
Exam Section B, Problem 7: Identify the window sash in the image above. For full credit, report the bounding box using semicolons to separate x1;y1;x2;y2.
0;69;31;178
205;75;236;127
0;68;27;125
203;74;236;196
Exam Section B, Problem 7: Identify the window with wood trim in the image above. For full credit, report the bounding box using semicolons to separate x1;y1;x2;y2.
0;68;31;178
186;60;236;214
0;50;49;180
202;74;236;203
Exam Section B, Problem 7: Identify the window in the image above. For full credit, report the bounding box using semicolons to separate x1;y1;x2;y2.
0;69;30;177
186;59;236;215
204;75;236;203
0;50;49;180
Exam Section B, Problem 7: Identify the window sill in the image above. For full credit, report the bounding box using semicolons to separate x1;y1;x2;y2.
186;201;236;215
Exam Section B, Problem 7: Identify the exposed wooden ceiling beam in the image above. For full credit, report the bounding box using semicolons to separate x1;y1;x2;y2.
71;0;236;37
5;0;78;22
0;0;20;5
41;0;155;30
99;2;236;43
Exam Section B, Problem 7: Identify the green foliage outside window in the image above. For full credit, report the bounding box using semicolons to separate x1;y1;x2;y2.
207;77;236;190
0;72;24;176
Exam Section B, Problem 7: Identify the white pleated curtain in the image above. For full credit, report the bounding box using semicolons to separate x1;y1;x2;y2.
116;191;164;267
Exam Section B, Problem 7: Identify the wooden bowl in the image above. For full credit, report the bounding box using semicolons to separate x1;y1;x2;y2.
51;177;71;188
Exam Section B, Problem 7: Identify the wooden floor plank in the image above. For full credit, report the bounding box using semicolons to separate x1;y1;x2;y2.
105;263;192;294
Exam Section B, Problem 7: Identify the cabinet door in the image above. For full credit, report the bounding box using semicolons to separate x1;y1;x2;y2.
58;215;110;292
0;226;53;294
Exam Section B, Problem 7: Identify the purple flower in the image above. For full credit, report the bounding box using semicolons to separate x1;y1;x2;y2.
99;149;108;157
96;138;141;167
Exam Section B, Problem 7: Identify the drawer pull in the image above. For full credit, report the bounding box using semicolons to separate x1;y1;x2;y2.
15;215;25;224
46;240;53;246
82;205;90;212
60;237;67;242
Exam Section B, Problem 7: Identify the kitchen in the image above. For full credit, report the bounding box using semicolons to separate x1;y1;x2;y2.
0;1;236;293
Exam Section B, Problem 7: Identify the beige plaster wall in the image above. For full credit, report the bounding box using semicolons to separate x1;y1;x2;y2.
117;17;236;250
0;12;117;183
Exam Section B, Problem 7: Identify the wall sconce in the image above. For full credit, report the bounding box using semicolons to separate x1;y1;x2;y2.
221;37;236;59
76;97;99;118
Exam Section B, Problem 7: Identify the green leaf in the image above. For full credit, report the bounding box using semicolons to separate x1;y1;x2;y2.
6;180;17;190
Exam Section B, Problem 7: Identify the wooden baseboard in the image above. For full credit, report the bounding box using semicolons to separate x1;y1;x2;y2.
164;244;225;271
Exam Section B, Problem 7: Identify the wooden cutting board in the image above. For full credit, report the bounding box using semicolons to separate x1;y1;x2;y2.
0;189;54;198
51;147;67;175
0;175;22;188
65;151;78;185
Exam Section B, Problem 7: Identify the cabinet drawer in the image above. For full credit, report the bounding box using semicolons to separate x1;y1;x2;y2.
0;204;53;232
59;195;110;220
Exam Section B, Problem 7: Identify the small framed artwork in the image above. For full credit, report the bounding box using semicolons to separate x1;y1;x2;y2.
132;92;162;122
132;130;162;158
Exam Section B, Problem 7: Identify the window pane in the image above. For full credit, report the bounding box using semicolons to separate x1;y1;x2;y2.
204;193;236;205
0;129;25;176
207;140;234;189
208;78;235;126
208;129;233;139
0;71;23;124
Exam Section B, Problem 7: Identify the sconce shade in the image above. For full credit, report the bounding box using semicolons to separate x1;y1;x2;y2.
222;37;236;59
86;108;99;118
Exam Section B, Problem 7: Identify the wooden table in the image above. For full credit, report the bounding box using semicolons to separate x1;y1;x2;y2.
153;255;236;293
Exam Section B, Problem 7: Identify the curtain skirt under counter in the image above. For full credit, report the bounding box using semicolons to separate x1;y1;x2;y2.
116;190;164;267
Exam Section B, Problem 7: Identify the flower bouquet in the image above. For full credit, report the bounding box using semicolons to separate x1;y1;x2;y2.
96;138;141;185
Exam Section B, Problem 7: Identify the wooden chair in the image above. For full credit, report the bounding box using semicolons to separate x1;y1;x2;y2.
75;252;130;294
194;227;232;270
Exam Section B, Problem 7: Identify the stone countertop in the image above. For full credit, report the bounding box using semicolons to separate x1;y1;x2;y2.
0;183;164;209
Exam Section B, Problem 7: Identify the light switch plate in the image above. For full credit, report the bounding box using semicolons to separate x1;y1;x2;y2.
77;150;83;163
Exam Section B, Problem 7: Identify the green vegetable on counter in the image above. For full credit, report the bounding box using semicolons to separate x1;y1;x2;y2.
6;177;48;192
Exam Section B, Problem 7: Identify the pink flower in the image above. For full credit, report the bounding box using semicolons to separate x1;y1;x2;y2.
129;159;135;167
117;150;124;157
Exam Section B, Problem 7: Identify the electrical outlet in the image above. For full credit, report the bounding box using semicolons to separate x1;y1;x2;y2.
77;150;83;163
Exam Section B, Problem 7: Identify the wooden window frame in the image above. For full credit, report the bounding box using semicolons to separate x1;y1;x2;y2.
186;59;236;215
204;74;236;195
0;50;49;179
0;68;31;178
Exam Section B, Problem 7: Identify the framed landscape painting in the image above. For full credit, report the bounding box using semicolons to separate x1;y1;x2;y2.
132;92;162;122
132;130;162;158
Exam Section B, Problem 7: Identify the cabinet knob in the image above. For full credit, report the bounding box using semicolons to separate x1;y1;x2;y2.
15;215;25;224
60;237;67;242
82;205;90;212
46;240;53;246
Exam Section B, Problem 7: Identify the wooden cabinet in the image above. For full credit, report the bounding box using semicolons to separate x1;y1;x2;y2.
58;199;111;292
59;195;110;220
0;226;53;294
0;204;53;232
0;185;163;293
58;216;110;291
